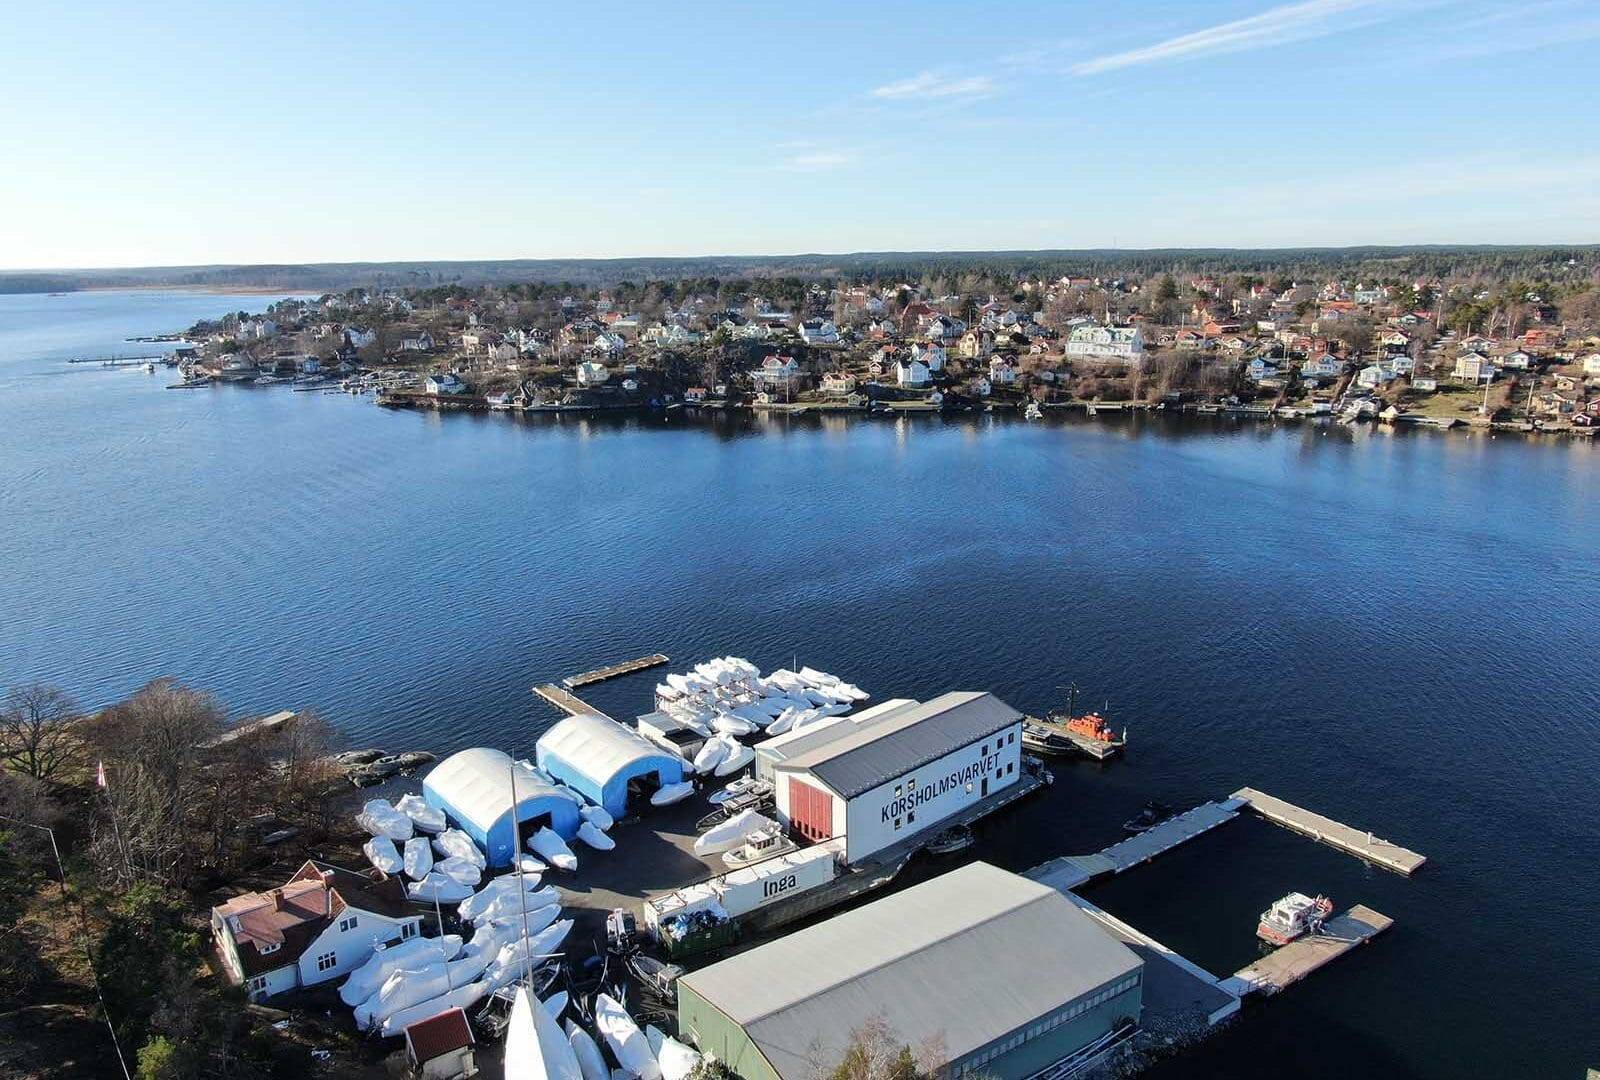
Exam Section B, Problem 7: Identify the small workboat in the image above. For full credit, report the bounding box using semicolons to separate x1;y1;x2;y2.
1021;720;1074;755
721;823;798;868
923;824;974;855
1121;801;1175;834
1257;892;1334;946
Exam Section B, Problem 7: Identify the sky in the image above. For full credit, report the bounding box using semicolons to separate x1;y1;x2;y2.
2;0;1598;268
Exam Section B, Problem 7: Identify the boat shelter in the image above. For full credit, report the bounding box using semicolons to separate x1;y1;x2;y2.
676;862;1143;1080
422;748;580;867
536;713;687;818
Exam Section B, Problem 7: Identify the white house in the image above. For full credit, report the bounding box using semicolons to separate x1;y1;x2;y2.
1500;350;1533;370
210;861;423;1001
988;357;1017;384
1300;354;1345;380
576;361;610;386
344;327;376;349
799;319;840;345
1412;377;1439;392
911;342;946;373
821;372;857;395
405;1008;477;1080
401;332;435;352
751;356;803;391
425;373;466;395
1246;358;1280;382
1357;363;1397;389
1066;324;1144;363
1453;352;1497;383
896;358;932;388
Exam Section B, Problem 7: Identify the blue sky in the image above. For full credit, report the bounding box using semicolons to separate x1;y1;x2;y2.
2;0;1597;268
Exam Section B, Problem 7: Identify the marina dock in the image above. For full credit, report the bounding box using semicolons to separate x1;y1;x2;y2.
562;652;670;689
1222;905;1394;997
1028;798;1245;891
1232;787;1427;875
532;683;615;722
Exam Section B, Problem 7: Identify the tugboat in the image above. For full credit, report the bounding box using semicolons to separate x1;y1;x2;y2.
1256;892;1334;946
1121;800;1175;834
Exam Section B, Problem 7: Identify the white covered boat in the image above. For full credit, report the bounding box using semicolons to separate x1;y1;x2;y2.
436;855;482;887
529;827;578;871
459;872;546;921
576;821;616;850
364;836;403;875
408;872;475;904
713;741;755;777
651;780;696;806
693;809;776;856
359;799;414;841
593;992;662;1080
403;836;434;880
396;793;447;833
433;828;487;868
566;1020;609;1080
340;935;462;1005
504;984;584;1080
377;979;488;1037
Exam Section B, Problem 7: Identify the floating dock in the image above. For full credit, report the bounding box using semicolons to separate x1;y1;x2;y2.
1221;905;1394;997
562;653;670;689
1028;798;1245;891
1023;715;1125;760
532;683;615;723
1232;787;1426;875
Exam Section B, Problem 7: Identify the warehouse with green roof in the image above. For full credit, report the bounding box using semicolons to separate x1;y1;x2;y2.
675;862;1144;1080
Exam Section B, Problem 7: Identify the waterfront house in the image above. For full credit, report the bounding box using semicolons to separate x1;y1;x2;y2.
896;358;932;388
820;372;857;395
685;386;708;403
988;357;1018;385
959;330;993;360
1066;324;1144;363
576;361;610;387
1300;354;1345;381
1453;352;1498;383
1412;377;1438;392
211;860;423;1001
973;377;993;397
425;373;466;395
1357;363;1397;389
1246;358;1280;382
751;356;803;392
911;342;947;374
1500;350;1534;370
344;326;376;349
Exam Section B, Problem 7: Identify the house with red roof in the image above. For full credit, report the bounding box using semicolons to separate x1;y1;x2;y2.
210;860;424;1001
405;1007;478;1079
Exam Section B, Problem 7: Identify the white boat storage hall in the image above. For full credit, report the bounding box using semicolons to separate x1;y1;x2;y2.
422;748;582;867
536;712;688;819
767;691;1024;865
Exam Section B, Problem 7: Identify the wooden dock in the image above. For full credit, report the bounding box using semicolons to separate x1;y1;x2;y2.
532;684;614;723
1222;905;1394;997
562;653;669;689
1027;797;1245;890
1232;787;1426;875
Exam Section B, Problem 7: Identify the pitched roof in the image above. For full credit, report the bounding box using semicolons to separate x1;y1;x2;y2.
679;863;1140;1079
214;860;412;976
406;1007;474;1062
775;691;1020;799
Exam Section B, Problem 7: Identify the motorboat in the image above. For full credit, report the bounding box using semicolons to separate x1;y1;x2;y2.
721;824;798;868
1257;892;1334;946
1121;801;1175;834
924;824;974;855
709;777;771;805
693;809;776;856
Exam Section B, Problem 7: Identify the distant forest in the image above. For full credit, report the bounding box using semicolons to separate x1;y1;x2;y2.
5;246;1599;294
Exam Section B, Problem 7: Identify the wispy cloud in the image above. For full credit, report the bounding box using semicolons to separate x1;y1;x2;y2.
1073;0;1405;75
870;71;997;100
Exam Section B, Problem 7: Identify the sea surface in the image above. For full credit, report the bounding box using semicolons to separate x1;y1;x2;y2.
3;290;1597;1078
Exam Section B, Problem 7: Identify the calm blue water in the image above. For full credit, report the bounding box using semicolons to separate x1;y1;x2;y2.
3;292;1597;1077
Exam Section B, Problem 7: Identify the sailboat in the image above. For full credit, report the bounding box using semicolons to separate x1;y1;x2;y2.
503;985;584;1080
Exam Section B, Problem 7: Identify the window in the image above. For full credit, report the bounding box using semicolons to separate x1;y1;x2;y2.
893;817;902;831
981;743;988;756
906;810;915;824
259;942;279;955
339;915;358;933
315;952;337;972
247;976;267;994
1008;731;1015;745
402;921;417;939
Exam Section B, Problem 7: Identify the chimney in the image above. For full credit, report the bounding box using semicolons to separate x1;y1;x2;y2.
268;889;284;911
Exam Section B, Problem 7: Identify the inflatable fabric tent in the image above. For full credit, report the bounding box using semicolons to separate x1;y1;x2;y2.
422;748;581;867
536;714;687;818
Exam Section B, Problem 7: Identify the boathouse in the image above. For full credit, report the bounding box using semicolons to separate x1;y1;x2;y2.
676;862;1143;1080
535;713;687;818
769;691;1024;865
422;748;581;867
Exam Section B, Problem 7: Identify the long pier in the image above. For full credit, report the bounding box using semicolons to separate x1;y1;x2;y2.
69;354;166;365
1028;798;1244;891
562;653;669;689
532;683;615;723
1232;787;1426;875
1221;905;1394;997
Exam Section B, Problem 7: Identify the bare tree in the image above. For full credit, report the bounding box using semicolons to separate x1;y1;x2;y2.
0;683;81;780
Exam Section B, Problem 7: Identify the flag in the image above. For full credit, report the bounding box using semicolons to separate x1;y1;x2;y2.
96;760;107;789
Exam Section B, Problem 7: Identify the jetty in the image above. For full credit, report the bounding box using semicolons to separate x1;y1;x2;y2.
1028;797;1244;891
69;354;166;366
1221;905;1394;997
1232;787;1426;875
563;652;669;689
532;683;614;723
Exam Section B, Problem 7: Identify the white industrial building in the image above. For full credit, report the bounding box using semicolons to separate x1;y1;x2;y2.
765;691;1024;865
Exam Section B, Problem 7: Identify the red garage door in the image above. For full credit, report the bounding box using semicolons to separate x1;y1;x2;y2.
788;779;833;841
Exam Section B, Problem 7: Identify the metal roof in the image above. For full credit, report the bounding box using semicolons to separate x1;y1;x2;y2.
774;692;1021;798
754;699;920;762
679;862;1141;1079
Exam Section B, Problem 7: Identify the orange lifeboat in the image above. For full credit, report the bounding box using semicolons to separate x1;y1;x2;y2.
1063;712;1117;743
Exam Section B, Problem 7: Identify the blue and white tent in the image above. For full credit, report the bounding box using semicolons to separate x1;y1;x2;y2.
536;714;687;819
423;748;581;867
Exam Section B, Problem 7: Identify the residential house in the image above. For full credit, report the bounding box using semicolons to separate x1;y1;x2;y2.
895;358;932;388
401;331;435;352
210;860;423;1001
1412;377;1438;392
751;356;803;392
1066;324;1144;363
1357;363;1398;389
684;386;709;403
911;342;946;374
988;356;1017;385
1453;352;1497;383
798;319;840;345
1300;354;1345;381
1500;350;1534;370
1533;391;1578;417
405;1008;477;1080
1174;329;1205;351
424;373;466;395
590;331;627;357
1246;358;1280;382
576;361;609;386
1581;354;1600;377
820;372;857;395
344;327;376;349
924;314;965;344
958;330;993;360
